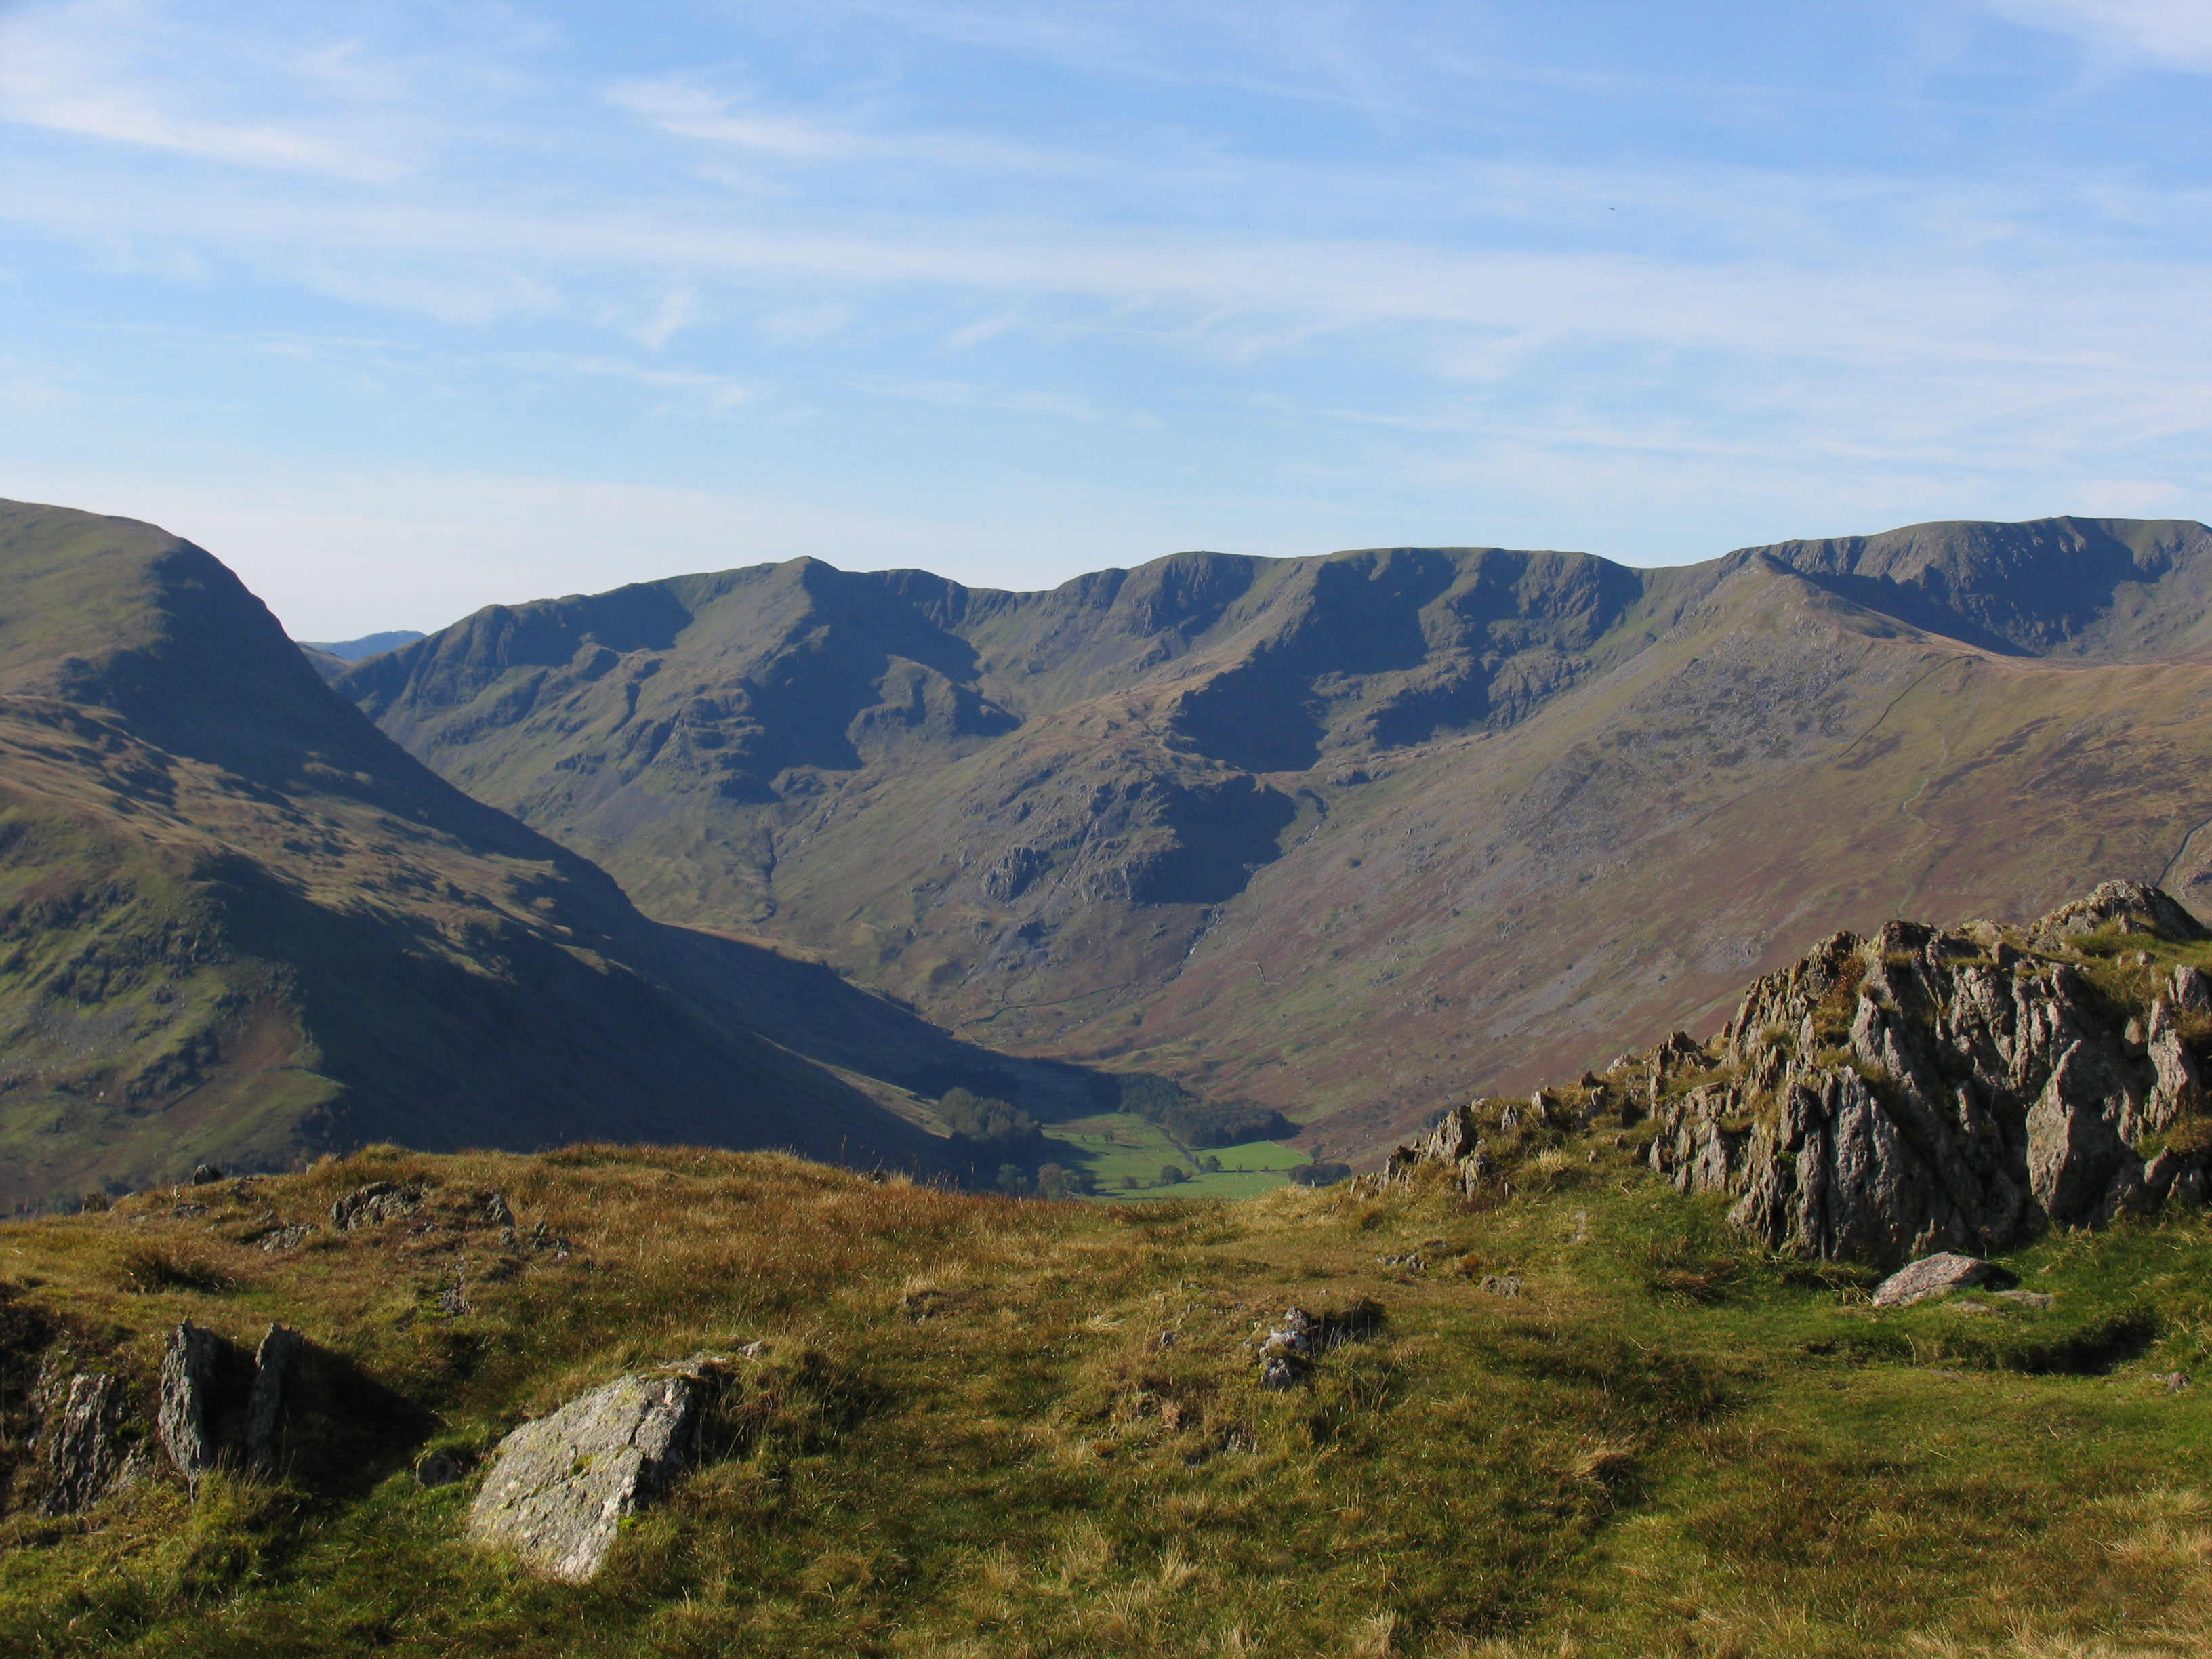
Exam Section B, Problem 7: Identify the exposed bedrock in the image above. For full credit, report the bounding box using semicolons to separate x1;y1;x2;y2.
1393;881;2212;1265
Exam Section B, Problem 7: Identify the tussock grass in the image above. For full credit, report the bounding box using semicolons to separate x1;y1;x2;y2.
4;1146;2212;1654
114;1244;235;1296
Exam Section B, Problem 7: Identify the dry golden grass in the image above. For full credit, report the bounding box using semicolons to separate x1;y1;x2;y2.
4;1143;2212;1656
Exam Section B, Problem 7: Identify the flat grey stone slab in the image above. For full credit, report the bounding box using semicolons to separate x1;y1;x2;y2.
466;1372;703;1583
1872;1252;1996;1309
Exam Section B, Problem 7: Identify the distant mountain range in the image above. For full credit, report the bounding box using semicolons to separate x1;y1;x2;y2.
298;631;426;683
334;516;2212;1163
0;502;1106;1210
305;630;426;663
5;496;2208;1199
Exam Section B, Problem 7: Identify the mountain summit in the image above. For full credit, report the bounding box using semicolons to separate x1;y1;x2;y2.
340;517;2212;1162
0;501;1096;1208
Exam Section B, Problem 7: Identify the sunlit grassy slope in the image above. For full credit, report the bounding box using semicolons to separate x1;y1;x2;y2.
7;1139;2212;1657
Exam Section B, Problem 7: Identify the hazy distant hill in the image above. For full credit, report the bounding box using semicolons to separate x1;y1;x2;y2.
303;630;426;663
0;501;1106;1210
340;516;2212;1161
298;630;426;684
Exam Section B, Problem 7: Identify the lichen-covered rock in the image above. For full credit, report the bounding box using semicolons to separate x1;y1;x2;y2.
157;1321;226;1486
1386;882;2212;1266
331;1181;427;1231
2033;880;2209;946
466;1368;712;1583
1871;1252;1998;1308
31;1359;137;1515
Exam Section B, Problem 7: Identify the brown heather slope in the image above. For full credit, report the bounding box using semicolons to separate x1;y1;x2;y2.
340;518;2212;1162
0;501;1108;1210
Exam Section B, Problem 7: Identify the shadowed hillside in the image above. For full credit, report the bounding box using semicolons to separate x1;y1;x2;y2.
342;516;2212;1162
0;501;1113;1210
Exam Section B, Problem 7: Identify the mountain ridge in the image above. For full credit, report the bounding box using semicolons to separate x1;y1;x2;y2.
337;514;2212;1164
0;500;1120;1208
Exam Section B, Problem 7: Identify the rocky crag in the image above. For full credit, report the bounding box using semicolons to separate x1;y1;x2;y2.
335;516;2212;1164
1391;880;2212;1264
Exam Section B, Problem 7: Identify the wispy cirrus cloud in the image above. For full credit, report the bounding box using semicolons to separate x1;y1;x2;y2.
607;79;1073;172
0;0;414;179
497;352;756;413
1984;0;2212;68
3;0;2211;622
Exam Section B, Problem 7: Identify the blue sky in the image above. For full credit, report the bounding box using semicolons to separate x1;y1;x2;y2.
3;0;2211;637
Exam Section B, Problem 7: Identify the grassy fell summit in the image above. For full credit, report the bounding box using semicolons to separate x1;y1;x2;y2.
342;516;2212;1166
0;499;1078;1210
10;1065;2212;1654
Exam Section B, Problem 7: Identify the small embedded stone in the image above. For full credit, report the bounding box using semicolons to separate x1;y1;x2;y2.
1870;1252;1997;1309
415;1449;466;1487
331;1181;427;1231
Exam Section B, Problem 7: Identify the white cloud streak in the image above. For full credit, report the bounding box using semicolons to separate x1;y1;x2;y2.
0;0;410;179
606;79;1073;171
1986;0;2212;68
3;0;2211;623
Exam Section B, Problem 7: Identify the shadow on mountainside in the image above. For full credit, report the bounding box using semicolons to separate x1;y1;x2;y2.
655;922;1117;1121
0;499;1166;1203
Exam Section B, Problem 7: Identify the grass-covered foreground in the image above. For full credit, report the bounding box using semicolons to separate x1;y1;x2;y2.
4;1138;2212;1657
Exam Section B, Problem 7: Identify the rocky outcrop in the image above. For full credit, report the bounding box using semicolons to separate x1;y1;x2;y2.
157;1322;228;1488
155;1320;306;1489
29;1355;138;1514
466;1360;724;1583
1391;882;2212;1265
331;1182;428;1231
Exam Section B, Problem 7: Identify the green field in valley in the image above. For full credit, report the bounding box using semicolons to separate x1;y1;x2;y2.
1040;1111;1313;1199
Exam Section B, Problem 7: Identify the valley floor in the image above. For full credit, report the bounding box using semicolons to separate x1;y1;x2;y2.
1046;1111;1313;1199
3;1141;2211;1657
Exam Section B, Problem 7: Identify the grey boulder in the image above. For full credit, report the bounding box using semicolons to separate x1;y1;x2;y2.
466;1366;718;1583
1871;1252;1998;1309
156;1320;306;1488
245;1325;303;1474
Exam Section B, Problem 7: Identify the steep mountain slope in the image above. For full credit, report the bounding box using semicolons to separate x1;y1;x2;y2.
341;517;2212;1160
0;501;1079;1210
